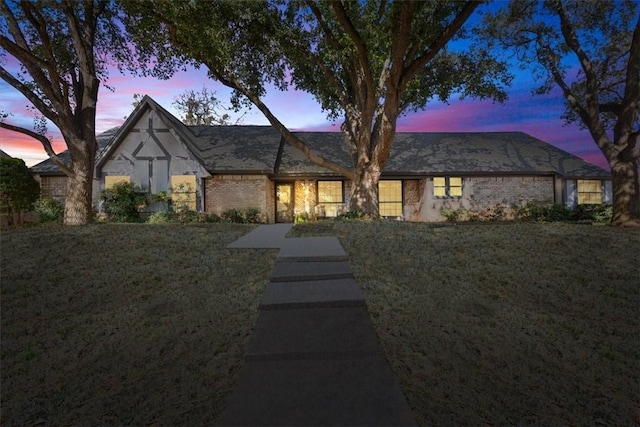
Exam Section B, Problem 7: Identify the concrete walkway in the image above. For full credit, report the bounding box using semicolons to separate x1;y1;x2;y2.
220;224;416;426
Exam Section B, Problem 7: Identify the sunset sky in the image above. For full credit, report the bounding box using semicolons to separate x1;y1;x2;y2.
0;5;609;170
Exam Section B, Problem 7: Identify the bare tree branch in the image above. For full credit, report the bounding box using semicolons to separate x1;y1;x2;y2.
0;121;72;176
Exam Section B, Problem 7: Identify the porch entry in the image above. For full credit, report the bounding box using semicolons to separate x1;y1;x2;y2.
276;183;294;223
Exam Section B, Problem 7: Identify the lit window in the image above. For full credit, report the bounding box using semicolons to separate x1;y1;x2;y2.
105;175;130;189
379;180;403;217
318;181;343;217
577;180;602;204
433;177;463;198
171;175;197;211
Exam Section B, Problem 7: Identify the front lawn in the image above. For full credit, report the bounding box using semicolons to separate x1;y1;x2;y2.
2;221;638;426
292;221;640;426
1;223;276;425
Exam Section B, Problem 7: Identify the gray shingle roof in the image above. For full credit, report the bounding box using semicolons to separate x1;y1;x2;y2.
276;131;609;178
190;125;282;173
30;127;119;175
384;132;610;178
30;96;609;179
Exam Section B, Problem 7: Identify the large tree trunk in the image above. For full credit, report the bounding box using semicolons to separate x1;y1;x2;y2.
63;145;95;225
609;155;640;227
348;163;381;217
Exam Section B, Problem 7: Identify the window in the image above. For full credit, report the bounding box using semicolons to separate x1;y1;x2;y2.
105;175;130;189
379;180;403;217
577;179;602;204
433;176;462;197
318;181;343;217
171;175;197;211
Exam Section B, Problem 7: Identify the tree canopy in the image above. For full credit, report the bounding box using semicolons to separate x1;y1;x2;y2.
124;0;511;216
0;0;135;224
0;157;40;225
477;0;640;226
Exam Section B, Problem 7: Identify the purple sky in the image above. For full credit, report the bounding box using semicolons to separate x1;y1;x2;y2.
0;44;607;170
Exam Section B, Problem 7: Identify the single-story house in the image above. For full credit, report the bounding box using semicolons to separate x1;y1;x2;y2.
31;95;611;223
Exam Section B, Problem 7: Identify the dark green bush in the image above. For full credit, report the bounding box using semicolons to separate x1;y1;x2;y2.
201;212;222;223
243;207;260;224
336;209;369;221
35;198;64;223
0;157;40;225
221;208;244;223
440;207;464;222
516;201;548;222
147;211;176;224
221;207;262;223
547;204;573;221
100;182;146;223
591;204;613;224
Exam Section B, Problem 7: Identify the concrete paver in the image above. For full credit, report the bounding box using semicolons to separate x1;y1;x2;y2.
270;260;353;282
278;236;348;261
247;307;381;359
259;278;365;310
217;356;416;426
220;225;417;426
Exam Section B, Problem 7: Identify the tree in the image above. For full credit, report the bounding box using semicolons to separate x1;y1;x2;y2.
478;0;640;227
173;87;245;126
0;0;132;225
0;157;40;225
124;0;510;217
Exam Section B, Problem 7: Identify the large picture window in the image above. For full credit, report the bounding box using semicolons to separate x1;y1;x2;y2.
318;181;343;217
577;179;602;204
171;175;197;211
433;177;462;197
379;180;403;217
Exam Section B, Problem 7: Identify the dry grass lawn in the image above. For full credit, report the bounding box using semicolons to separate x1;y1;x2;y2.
2;221;639;426
1;223;276;425
290;221;640;426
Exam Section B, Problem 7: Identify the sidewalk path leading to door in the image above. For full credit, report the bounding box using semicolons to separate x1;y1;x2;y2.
220;224;416;426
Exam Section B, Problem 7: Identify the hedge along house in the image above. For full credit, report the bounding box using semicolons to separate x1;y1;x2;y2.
31;95;611;223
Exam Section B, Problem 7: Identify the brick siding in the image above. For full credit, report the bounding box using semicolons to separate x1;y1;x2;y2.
204;175;274;223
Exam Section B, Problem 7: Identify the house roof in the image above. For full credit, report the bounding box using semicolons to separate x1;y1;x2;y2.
189;125;282;173
30;127;119;175
276;131;609;178
30;96;610;179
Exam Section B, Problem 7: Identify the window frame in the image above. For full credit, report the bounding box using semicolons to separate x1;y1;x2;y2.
577;179;603;204
433;176;463;198
378;180;403;217
317;180;344;217
171;175;197;211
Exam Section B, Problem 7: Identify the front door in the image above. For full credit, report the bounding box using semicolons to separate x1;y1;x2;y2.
276;183;294;223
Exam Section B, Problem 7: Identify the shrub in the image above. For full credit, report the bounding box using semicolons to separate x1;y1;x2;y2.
547;204;573;222
295;212;310;223
516;201;549;222
243;207;261;224
0;157;40;225
147;211;176;224
591;204;613;225
35;198;64;223
221;208;262;223
440;207;464;222
200;212;222;223
221;208;244;223
100;182;146;223
177;209;199;224
336;209;369;221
